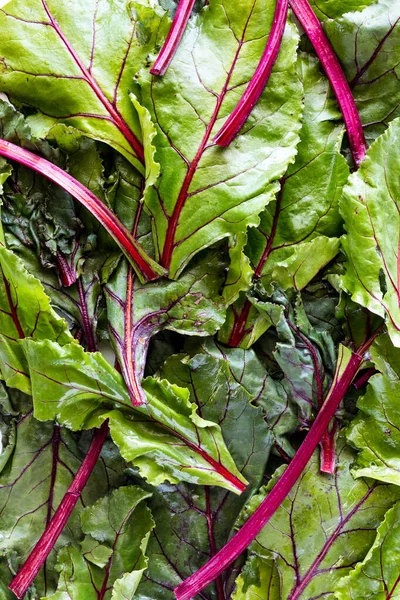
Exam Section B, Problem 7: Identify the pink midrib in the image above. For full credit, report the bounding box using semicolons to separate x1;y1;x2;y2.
41;0;144;165
160;5;255;270
289;0;366;168
174;351;364;600
0;139;159;281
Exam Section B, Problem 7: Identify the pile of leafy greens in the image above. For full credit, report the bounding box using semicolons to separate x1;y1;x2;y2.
0;0;399;598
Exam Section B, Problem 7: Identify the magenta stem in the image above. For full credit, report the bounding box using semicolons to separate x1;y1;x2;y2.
0;139;163;282
214;0;289;147
353;367;377;390
289;0;367;168
9;420;110;599
150;0;196;76
319;421;339;474
174;351;364;600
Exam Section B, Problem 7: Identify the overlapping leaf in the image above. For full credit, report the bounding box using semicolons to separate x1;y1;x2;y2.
0;245;73;393
336;501;400;600
45;486;154;600
105;249;226;404
341;118;400;347
239;441;400;599
325;0;400;143
347;334;400;486
136;350;271;599
25;339;247;493
0;0;167;171
219;54;348;348
0;388;125;596
309;0;377;20
140;0;303;278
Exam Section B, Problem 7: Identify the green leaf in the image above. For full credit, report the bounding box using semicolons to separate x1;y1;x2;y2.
0;0;166;171
0;404;125;596
187;338;298;457
104;248;226;404
241;440;400;599
347;334;400;486
0;245;73;393
335;501;400;600
309;0;377;20
233;555;279;600
45;486;154;600
324;0;400;143
340;117;400;347
220;53;348;348
25;340;247;493
140;0;303;277
136;349;271;599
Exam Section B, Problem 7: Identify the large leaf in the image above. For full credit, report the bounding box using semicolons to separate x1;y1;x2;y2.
240;441;400;599
136;350;272;600
0;245;73;393
104;248;226;404
325;0;400;143
140;0;303;277
340;118;400;347
45;486;154;600
25;339;247;493
219;53;348;348
0;0;165;171
347;334;400;486
0;391;125;596
335;501;400;600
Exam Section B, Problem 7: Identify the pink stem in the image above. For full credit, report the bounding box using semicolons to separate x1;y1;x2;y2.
214;0;289;146
319;421;339;474
9;420;110;599
289;0;367;168
0;140;163;282
150;0;196;76
353;367;377;390
174;351;364;600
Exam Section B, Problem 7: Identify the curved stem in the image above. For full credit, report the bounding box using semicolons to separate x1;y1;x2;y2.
289;0;367;168
9;420;110;600
0;139;164;282
214;0;289;146
150;0;196;76
174;348;365;600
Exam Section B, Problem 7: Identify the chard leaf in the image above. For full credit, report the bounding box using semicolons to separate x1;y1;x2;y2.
240;441;400;599
25;340;247;493
219;53;348;348
347;334;400;486
324;0;400;143
335;501;400;600
104;248;226;404
140;0;303;277
0;397;125;596
0;0;165;171
0;245;73;393
232;556;279;600
136;349;272;599
45;486;154;600
340;118;400;347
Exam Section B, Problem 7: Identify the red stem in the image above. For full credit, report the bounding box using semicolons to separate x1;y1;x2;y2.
0;139;163;282
150;0;196;76
289;0;367;168
319;421;339;475
9;420;110;600
174;350;364;600
353;367;377;390
214;0;289;146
